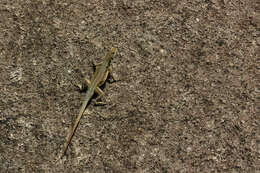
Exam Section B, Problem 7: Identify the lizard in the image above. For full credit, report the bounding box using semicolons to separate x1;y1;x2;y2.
61;47;117;158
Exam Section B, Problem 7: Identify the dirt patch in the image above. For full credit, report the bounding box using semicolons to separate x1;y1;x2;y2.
0;0;259;172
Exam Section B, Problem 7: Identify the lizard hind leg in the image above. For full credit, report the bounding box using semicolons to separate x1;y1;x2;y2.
84;78;106;105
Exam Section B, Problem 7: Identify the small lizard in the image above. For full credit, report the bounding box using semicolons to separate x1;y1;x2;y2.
61;47;117;158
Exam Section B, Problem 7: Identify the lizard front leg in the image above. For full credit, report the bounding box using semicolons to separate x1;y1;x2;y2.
107;67;118;83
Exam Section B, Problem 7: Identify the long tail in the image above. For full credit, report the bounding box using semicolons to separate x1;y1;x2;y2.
60;100;89;158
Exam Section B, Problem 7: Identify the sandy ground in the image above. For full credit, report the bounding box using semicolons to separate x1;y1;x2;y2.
0;0;259;172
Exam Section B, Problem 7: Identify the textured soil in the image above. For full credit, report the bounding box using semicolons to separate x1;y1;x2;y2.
0;1;259;173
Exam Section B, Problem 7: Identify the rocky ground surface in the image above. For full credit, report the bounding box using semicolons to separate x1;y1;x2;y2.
0;0;259;172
